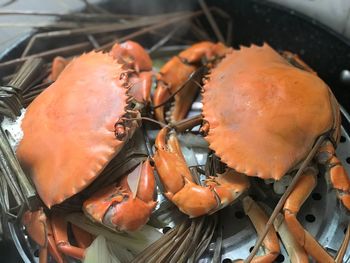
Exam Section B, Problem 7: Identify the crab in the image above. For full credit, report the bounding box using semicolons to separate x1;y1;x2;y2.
17;41;156;262
46;56;70;83
153;42;350;262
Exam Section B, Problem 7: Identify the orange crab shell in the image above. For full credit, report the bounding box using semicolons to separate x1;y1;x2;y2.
16;51;130;207
202;44;336;180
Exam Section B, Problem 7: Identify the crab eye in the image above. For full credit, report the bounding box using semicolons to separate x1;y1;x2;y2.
114;122;127;140
119;72;129;82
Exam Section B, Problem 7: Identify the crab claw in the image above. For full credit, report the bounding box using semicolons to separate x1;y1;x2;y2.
128;71;152;104
153;127;250;217
83;160;157;232
153;41;229;123
109;41;152;72
109;41;153;104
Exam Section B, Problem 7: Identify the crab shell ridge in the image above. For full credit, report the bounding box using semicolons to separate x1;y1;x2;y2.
202;44;337;180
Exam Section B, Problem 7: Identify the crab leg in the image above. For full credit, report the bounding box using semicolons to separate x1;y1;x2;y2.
241;196;280;263
281;51;316;74
335;224;350;262
71;224;94;250
22;209;64;263
317;141;350;210
23;210;95;262
46;56;70;82
273;213;308;263
153;127;250;217
153;41;228;122
51;213;86;260
283;168;336;263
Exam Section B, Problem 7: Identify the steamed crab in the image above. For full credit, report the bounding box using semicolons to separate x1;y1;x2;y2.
13;38;350;263
153;42;350;262
17;41;157;262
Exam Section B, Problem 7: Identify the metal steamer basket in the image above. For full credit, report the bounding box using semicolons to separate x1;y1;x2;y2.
0;0;349;262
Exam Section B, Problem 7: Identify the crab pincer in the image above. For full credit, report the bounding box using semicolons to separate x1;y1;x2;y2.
83;160;157;232
153;41;228;123
153;127;250;218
